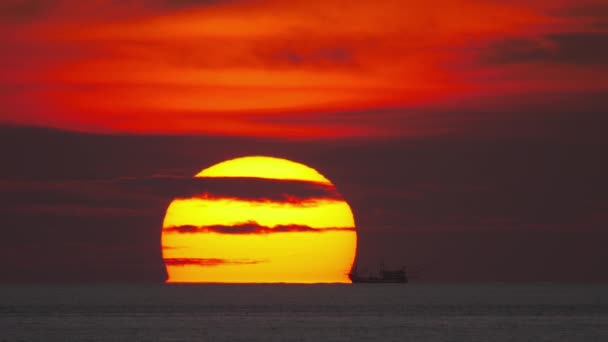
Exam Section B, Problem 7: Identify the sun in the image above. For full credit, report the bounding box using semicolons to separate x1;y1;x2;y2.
161;156;357;283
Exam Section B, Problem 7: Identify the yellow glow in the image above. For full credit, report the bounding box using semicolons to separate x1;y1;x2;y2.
162;156;357;283
163;231;356;283
196;156;331;184
164;199;354;229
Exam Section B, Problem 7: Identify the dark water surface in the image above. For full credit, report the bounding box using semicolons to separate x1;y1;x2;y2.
1;284;607;341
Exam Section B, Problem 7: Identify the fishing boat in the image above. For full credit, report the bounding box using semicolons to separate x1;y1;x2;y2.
349;265;408;283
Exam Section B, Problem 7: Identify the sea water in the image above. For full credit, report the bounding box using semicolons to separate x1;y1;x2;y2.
1;284;607;341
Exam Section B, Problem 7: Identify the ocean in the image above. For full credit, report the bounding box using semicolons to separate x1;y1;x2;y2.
1;284;607;341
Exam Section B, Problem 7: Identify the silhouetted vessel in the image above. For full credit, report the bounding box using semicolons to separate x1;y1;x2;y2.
349;266;408;283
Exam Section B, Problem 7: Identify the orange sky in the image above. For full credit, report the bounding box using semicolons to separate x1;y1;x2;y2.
1;0;607;137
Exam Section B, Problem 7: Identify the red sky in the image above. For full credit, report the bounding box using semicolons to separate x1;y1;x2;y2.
2;1;608;284
2;0;607;137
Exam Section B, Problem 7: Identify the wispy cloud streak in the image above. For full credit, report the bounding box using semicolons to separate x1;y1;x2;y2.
163;257;263;267
164;221;355;234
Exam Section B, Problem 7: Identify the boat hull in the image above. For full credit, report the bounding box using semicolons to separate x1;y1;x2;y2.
348;269;408;283
350;278;408;283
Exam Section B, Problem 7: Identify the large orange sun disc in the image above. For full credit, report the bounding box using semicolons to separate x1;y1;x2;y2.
161;156;357;283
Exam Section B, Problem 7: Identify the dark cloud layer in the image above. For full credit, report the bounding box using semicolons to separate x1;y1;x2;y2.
0;212;167;283
0;160;343;218
164;222;355;234
179;177;342;204
550;2;608;19
270;46;355;68
1;126;607;282
481;33;608;65
0;0;52;23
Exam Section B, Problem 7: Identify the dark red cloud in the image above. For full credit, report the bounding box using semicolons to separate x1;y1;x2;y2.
481;33;608;65
177;177;343;204
163;258;263;267
0;172;344;217
550;2;608;20
269;46;355;69
164;222;355;234
1;126;608;283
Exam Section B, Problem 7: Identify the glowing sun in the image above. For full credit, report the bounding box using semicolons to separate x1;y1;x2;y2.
161;156;357;283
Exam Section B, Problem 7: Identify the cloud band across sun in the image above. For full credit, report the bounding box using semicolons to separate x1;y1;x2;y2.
164;222;356;234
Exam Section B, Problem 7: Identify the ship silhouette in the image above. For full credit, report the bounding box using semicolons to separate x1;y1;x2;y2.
348;265;408;283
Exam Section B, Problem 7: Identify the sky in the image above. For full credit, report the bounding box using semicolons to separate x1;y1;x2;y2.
1;0;607;283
